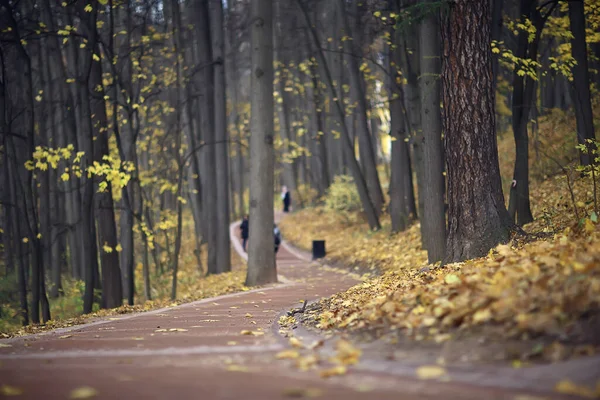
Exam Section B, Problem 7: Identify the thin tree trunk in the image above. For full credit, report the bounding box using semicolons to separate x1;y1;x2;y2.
419;4;446;262
195;0;218;275
336;0;384;215
568;0;596;166
211;0;231;274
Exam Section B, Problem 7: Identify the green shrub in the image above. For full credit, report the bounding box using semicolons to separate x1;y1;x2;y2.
324;175;362;213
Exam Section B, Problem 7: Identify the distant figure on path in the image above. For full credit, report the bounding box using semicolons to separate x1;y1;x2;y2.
240;215;249;252
274;224;282;253
282;186;291;213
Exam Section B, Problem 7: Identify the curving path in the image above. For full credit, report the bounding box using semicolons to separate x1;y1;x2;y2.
0;215;594;399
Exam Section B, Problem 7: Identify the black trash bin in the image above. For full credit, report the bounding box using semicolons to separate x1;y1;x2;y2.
312;240;326;260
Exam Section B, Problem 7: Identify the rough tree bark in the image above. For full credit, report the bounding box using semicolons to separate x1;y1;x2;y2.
441;0;514;263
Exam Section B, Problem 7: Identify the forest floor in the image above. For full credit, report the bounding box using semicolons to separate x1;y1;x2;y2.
1;221;597;399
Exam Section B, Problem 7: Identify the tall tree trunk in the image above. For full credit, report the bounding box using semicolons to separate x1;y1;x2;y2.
246;0;278;286
507;0;551;226
419;4;446;263
442;0;514;262
336;0;384;215
211;0;232;274
388;0;417;233
80;3;123;309
195;0;218;275
568;0;596;166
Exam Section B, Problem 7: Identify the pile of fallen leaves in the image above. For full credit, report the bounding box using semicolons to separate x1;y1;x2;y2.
318;223;599;342
281;171;600;358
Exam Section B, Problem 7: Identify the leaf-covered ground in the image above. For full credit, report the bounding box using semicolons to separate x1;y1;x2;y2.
280;173;600;363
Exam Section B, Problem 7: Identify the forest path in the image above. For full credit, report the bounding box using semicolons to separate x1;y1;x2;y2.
0;214;591;399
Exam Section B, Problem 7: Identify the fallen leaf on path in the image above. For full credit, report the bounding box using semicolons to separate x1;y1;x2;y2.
0;384;23;396
0;343;12;348
276;349;300;359
289;337;303;348
319;365;347;378
154;329;167;332
212;302;220;305
230;306;240;309
282;387;322;398
245;313;253;318
131;337;144;341
416;365;448;380
240;330;264;336
296;354;319;371
332;339;361;365
69;386;98;399
168;328;188;332
307;340;324;350
227;341;237;346
554;379;597;398
226;365;249;372
58;335;73;339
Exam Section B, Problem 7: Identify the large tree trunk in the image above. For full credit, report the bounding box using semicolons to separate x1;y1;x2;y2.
418;4;446;263
246;0;277;286
568;0;596;166
210;0;232;274
442;0;514;263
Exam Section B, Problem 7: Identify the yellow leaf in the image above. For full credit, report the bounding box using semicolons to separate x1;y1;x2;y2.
472;308;492;324
276;349;300;359
319;365;347;378
0;343;12;348
58;334;73;339
84;4;92;12
1;385;23;396
416;365;448;380
226;364;249;372
444;274;460;285
289;337;304;348
282;387;322;398
245;313;253;318
240;330;264;336
70;386;98;399
554;380;596;398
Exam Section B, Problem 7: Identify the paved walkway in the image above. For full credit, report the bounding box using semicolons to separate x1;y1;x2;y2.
0;217;596;399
